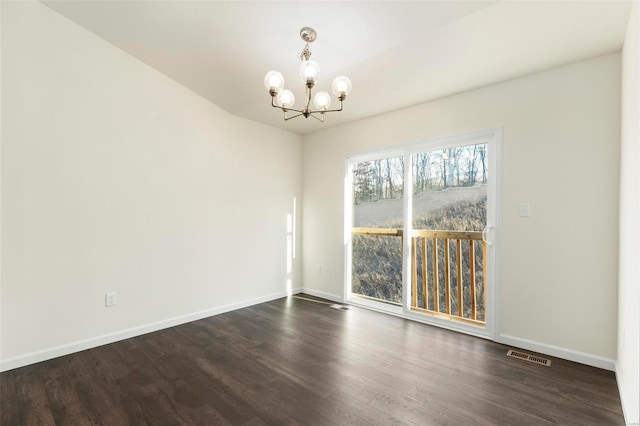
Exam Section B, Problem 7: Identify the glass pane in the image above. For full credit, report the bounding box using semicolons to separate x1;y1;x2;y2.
412;144;487;230
351;156;404;305
411;144;488;322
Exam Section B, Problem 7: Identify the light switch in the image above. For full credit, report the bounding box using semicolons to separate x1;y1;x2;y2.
519;203;531;217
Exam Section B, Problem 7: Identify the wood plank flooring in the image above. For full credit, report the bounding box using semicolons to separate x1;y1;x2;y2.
0;295;626;425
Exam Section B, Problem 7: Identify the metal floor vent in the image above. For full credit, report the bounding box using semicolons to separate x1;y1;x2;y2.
329;304;350;311
507;349;552;367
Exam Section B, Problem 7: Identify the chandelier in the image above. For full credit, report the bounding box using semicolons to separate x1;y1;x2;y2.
264;27;352;122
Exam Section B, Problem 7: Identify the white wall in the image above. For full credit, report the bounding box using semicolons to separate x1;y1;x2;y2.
0;2;302;370
618;2;640;423
302;53;620;366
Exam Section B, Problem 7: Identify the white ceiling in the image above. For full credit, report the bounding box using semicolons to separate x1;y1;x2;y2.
43;1;631;135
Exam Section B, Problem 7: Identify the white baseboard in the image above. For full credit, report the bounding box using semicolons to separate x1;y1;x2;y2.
615;361;639;426
0;290;293;372
497;333;616;371
615;362;626;425
299;288;344;303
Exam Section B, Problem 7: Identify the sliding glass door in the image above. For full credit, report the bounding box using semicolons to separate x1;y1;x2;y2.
345;130;500;338
410;143;488;325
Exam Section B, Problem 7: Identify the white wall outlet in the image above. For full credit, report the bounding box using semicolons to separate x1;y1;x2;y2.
105;292;117;307
316;265;322;275
519;203;531;217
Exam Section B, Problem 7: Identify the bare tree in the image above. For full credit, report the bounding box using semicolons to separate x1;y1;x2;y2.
353;162;375;204
479;145;487;184
384;158;394;198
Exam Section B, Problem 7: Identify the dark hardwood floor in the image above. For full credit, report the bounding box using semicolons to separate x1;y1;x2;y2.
0;295;625;425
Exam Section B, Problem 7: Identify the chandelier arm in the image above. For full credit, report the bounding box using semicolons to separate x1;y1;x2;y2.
284;111;304;121
270;97;304;114
278;106;305;114
308;113;324;122
271;97;302;117
307;100;344;115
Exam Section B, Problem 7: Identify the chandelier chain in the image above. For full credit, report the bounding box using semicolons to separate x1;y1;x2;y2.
299;43;312;61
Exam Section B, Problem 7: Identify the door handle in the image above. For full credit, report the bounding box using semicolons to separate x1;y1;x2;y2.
482;225;494;247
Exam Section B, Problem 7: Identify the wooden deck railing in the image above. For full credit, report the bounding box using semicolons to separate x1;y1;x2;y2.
410;230;486;325
352;227;486;326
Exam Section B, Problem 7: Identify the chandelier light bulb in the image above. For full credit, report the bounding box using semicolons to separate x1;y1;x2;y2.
276;89;295;108
299;60;320;83
332;76;352;99
264;71;285;93
313;91;332;111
